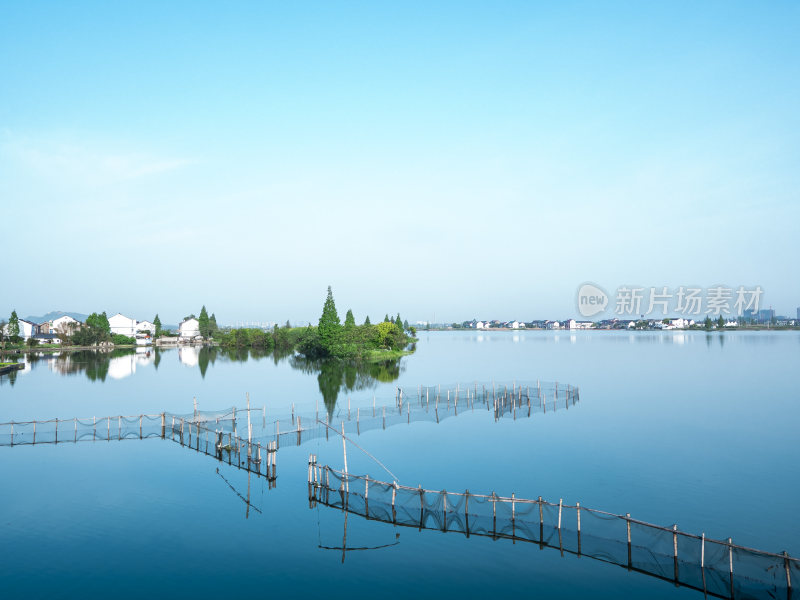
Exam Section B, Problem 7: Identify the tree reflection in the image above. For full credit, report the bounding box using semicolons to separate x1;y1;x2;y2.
7;346;404;412
289;355;404;416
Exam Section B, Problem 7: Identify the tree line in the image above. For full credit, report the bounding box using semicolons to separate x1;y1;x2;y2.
213;287;415;361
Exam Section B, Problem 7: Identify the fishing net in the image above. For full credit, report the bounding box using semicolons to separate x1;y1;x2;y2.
312;466;798;599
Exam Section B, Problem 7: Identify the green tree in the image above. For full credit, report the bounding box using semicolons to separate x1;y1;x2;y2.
395;314;403;330
364;315;371;326
344;309;356;328
209;313;218;334
717;315;725;328
153;314;162;337
384;314;390;322
85;312;110;334
403;319;409;330
318;286;342;355
78;312;111;345
704;316;713;329
375;321;401;349
8;310;20;341
198;306;210;338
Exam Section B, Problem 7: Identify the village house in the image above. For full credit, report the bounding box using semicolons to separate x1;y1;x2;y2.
48;315;81;334
136;320;156;335
4;319;39;341
567;319;594;330
179;317;200;340
108;313;138;336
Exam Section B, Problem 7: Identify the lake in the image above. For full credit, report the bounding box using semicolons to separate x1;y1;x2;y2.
0;330;797;599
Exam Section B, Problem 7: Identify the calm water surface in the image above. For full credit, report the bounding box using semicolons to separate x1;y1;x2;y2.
0;331;797;599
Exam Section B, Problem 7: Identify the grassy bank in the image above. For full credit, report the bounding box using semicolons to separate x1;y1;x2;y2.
362;347;416;362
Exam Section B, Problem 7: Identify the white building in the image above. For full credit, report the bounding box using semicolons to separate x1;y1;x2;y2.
567;320;594;330
179;317;200;339
476;321;487;329
49;315;81;334
136;320;156;335
108;313;138;336
509;320;524;329
4;319;38;341
546;321;561;330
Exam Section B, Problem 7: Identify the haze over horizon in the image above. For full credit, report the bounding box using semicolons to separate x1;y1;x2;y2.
2;2;798;324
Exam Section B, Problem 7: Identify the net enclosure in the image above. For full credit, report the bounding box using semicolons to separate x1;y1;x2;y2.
309;462;798;600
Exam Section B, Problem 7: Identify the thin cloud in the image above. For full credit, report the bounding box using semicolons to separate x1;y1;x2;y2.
0;132;195;187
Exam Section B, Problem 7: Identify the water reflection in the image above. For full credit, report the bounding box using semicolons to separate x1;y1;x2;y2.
3;346;405;414
289;356;404;415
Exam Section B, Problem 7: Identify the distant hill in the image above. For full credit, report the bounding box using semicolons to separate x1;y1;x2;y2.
24;310;89;324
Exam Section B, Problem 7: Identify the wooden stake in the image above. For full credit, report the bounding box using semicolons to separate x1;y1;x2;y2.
673;524;679;582
246;393;251;444
465;490;470;537
627;513;632;567
558;499;563;529
785;551;792;592
341;422;348;492
701;533;705;568
492;492;497;537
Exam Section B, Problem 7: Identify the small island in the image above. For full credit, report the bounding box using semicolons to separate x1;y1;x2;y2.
214;287;416;362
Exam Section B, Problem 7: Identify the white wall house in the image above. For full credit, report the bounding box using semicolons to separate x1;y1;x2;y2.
509;320;523;329
4;319;38;341
568;320;594;330
179;317;200;339
136;320;156;335
476;321;487;329
50;315;81;334
108;313;138;336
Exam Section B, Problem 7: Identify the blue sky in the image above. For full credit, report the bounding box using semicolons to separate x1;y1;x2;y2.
2;1;799;324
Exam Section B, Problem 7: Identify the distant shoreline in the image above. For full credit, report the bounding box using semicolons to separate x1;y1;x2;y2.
418;326;799;332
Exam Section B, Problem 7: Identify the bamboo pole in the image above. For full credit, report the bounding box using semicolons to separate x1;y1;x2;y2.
341;422;348;492
728;537;734;597
701;533;706;568
391;482;397;523
673;524;679;582
492;492;497;537
627;513;632;568
785;551;792;592
465;490;470;537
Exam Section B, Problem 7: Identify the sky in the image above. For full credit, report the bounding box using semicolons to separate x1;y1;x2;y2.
1;1;799;325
